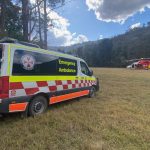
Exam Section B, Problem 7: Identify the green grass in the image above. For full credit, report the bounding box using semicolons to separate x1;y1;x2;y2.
0;68;150;150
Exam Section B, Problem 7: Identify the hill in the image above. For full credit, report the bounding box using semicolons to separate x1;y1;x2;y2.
55;24;150;67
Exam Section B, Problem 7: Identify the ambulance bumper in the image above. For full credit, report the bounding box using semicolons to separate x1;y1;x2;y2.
0;96;31;113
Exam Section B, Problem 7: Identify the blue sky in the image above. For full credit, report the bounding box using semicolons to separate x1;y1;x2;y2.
58;0;150;40
47;0;150;46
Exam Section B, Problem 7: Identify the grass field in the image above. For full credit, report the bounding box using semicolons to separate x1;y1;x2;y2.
0;68;150;150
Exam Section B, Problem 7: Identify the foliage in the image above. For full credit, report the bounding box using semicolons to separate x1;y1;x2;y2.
0;0;65;48
64;25;150;67
0;0;23;39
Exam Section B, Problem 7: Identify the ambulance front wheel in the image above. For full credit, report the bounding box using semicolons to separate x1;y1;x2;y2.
89;86;96;98
28;96;48;116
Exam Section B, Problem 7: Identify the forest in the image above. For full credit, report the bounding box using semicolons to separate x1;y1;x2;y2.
61;24;150;67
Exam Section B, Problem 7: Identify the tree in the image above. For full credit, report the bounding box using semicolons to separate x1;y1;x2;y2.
0;0;23;39
22;0;29;41
43;0;47;49
0;0;6;37
36;0;43;46
29;0;65;48
43;0;65;49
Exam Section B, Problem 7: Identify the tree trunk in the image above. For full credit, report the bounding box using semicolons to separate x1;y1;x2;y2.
43;0;47;49
22;0;29;41
37;0;43;47
28;9;32;41
0;1;6;37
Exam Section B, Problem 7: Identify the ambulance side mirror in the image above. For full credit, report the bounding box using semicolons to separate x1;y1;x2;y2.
89;69;93;76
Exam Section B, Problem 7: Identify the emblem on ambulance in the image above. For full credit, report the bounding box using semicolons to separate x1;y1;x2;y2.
21;54;35;70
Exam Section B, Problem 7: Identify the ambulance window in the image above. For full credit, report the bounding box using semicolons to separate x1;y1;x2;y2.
80;61;90;76
12;50;58;75
57;57;77;76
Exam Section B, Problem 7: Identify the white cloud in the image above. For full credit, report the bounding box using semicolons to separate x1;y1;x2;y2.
72;34;88;44
86;0;150;23
130;22;141;29
99;35;103;39
46;11;88;46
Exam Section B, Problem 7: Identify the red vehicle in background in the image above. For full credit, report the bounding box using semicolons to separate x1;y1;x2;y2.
136;59;150;69
127;58;150;70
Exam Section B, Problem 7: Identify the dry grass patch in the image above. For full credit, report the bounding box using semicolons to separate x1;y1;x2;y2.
0;68;150;150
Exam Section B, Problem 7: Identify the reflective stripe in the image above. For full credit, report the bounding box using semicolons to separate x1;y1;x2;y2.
9;102;28;112
50;90;89;104
9;80;96;98
9;76;96;82
37;81;48;87
10;82;24;90
25;87;39;95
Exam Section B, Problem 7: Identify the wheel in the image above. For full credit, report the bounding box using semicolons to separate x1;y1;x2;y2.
88;86;96;98
28;96;48;116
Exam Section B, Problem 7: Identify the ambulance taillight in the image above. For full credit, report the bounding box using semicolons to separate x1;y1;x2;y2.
0;76;9;98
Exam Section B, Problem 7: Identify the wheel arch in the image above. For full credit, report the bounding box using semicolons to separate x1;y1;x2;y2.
29;92;50;105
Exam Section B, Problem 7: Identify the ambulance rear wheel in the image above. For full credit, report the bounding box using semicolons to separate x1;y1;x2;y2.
28;96;48;116
89;86;96;98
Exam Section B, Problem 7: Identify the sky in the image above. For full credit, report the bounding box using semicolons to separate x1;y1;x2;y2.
46;0;150;46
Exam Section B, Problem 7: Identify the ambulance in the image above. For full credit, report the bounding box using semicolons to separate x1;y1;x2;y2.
0;38;99;116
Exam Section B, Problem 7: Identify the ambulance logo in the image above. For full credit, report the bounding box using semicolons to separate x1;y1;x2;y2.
21;54;35;70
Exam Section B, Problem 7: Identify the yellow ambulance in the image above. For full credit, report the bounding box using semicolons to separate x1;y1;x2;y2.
0;38;99;116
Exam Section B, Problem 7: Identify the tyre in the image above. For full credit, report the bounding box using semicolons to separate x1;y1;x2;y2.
88;86;96;98
28;96;48;116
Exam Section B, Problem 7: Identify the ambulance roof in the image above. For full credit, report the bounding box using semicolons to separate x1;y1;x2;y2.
1;43;84;62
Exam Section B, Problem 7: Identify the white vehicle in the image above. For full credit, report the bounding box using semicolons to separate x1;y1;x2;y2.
126;62;138;69
0;38;99;116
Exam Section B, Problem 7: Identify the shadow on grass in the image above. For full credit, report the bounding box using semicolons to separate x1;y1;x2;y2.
0;97;84;122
